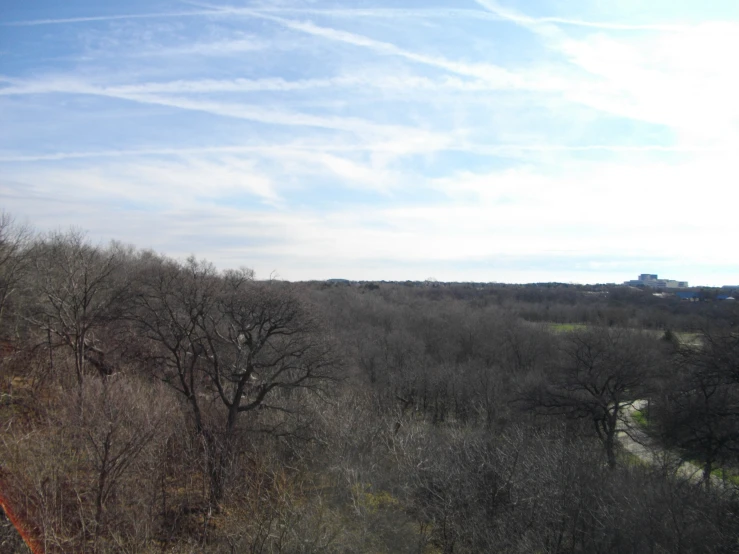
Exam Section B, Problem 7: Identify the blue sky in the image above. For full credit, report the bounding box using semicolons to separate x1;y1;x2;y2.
1;0;738;285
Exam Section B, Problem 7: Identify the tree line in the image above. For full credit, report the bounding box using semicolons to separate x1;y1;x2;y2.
1;213;738;553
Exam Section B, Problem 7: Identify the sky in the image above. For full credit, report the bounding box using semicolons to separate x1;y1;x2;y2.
1;0;738;285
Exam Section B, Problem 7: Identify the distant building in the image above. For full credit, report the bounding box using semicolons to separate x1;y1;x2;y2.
326;278;351;285
624;274;688;289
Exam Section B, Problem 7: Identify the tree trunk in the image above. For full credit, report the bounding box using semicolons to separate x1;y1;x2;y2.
209;406;239;506
702;459;713;489
605;432;617;469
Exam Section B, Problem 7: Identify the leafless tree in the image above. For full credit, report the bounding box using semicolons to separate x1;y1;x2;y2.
0;212;32;335
25;231;129;384
522;326;663;468
67;375;175;550
130;255;220;434
653;326;739;486
131;257;340;504
209;270;338;424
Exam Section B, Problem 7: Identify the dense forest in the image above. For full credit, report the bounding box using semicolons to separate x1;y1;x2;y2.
1;212;738;553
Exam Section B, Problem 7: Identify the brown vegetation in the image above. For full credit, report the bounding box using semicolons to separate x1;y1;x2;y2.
1;212;738;552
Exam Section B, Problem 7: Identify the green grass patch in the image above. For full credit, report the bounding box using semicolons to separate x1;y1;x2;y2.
631;409;648;428
684;459;739;485
711;467;739;485
548;323;588;333
619;450;650;469
350;483;400;514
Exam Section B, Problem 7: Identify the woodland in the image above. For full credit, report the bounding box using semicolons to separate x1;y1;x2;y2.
1;212;738;553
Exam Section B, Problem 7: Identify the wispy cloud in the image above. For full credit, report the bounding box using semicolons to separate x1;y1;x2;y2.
0;141;720;165
1;75;356;95
141;38;267;57
220;11;531;90
0;71;550;97
473;0;739;142
472;0;688;32
2;0;738;284
1;10;217;26
1;4;696;32
0;78;448;147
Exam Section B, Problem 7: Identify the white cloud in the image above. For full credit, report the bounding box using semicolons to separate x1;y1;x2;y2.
1;156;282;208
5;153;736;269
143;37;268;57
0;77;452;150
473;0;739;144
3;0;739;285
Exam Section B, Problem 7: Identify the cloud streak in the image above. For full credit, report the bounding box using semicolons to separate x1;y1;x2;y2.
0;142;721;164
472;0;688;32
0;78;448;148
2;3;694;33
1;10;218;26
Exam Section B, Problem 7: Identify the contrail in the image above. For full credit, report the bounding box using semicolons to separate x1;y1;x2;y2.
1;10;218;26
472;0;689;32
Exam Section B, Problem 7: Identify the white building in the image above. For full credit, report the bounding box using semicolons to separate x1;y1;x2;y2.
624;274;688;288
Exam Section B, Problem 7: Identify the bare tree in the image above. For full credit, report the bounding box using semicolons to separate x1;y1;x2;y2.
207;269;339;431
130;255;220;435
522;327;662;468
0;212;32;335
67;375;175;549
200;268;341;502
131;257;340;504
25;231;130;384
653;326;739;486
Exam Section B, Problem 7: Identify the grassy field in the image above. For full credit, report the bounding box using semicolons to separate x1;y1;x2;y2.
548;322;589;333
545;324;702;347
